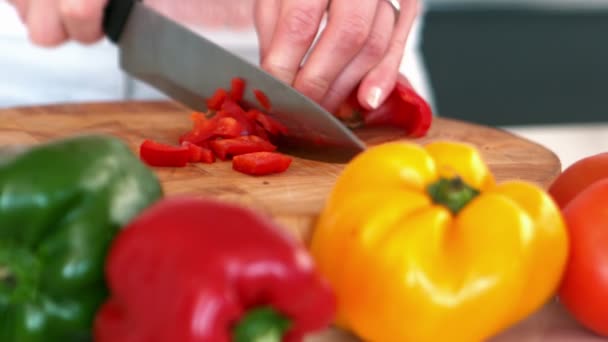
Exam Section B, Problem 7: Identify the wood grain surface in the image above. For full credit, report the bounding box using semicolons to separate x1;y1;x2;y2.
1;100;598;341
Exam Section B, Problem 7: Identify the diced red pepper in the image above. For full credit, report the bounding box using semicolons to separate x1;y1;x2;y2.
233;152;292;176
182;142;216;164
209;135;277;161
252;123;271;141
252;110;289;136
140;140;190;167
190;111;208;127
211;116;243;138
219;100;255;135
206;88;228;110
230;77;246;101
253;89;272;111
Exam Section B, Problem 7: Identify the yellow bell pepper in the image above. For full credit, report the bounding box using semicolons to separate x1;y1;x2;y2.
310;141;569;342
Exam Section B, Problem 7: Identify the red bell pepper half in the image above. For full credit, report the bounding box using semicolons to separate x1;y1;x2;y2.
140;139;190;167
335;74;433;137
94;196;336;342
233;152;293;176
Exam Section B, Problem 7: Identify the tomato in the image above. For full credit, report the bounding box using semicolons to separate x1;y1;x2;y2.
232;152;292;176
548;153;608;209
558;178;608;337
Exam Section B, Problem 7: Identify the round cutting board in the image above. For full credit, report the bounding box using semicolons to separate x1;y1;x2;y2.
2;101;594;341
0;101;561;242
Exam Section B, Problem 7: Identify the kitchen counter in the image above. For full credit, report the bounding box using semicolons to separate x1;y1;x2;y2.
506;123;608;169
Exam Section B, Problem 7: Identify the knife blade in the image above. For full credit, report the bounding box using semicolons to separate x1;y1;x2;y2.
102;0;366;163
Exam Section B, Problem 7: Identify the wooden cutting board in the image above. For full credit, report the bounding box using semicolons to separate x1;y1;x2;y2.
2;100;596;342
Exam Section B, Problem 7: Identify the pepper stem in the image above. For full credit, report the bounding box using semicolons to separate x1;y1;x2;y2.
233;307;291;342
427;177;480;214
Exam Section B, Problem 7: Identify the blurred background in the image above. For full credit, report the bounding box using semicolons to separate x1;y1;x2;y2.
1;0;607;168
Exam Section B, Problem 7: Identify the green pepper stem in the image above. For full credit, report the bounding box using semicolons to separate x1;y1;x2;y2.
232;307;291;342
427;177;480;214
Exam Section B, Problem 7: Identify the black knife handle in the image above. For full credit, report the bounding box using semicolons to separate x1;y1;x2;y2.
103;0;137;43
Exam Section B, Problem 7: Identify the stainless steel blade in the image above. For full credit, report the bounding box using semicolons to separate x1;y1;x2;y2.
117;2;366;162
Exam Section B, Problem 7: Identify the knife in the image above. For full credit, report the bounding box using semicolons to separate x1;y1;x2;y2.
102;0;366;163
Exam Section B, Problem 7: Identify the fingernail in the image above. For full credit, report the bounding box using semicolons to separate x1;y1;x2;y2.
366;87;383;109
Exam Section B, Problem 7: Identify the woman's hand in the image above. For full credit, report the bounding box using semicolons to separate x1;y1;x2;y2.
7;0;255;46
254;0;420;113
8;0;109;46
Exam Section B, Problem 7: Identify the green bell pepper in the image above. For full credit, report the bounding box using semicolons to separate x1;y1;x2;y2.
0;134;163;341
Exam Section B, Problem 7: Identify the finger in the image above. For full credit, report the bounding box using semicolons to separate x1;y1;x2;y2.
260;0;328;85
292;0;377;103
320;0;394;113
8;0;28;22
357;0;420;110
59;0;107;44
26;0;68;46
253;0;280;62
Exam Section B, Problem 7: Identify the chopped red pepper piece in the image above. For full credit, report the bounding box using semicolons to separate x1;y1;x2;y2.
219;100;255;135
206;88;228;110
94;197;336;342
140;140;190;167
249;109;289;136
233;152;292;176
230;77;246;101
211;116;243;138
209;135;277;161
183;141;216;164
253;89;272;111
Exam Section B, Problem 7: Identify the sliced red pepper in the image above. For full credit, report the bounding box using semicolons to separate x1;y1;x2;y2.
252;123;271;142
250;109;289;136
211;116;243;138
253;89;272;111
233;152;292;176
206;88;228;110
209;135;277;161
219;100;255;135
182;141;216;164
230;77;246;101
140;140;190;167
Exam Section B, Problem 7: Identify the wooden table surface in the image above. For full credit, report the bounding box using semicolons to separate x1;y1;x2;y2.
0;100;601;341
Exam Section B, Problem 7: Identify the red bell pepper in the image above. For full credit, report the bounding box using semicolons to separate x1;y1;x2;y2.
94;196;336;342
334;74;433;137
140;139;190;167
233;152;293;176
209;135;277;161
